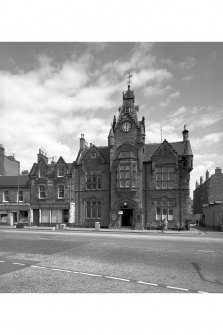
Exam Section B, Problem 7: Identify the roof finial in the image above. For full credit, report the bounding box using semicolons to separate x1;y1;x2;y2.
127;69;133;88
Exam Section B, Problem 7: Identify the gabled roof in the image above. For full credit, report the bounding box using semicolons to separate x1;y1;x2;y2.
78;146;110;164
143;141;188;162
0;175;29;188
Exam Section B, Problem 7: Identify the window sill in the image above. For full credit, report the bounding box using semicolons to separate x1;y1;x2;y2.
116;187;137;192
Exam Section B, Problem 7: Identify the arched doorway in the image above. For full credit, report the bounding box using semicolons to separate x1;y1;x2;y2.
119;201;135;228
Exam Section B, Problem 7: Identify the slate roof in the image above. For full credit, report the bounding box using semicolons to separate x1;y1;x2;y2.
0;175;29;188
143;141;191;161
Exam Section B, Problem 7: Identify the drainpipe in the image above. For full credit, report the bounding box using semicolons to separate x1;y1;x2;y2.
179;161;182;225
144;163;147;228
17;162;20;226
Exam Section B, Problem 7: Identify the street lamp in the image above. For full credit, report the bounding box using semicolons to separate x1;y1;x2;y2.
17;162;20;227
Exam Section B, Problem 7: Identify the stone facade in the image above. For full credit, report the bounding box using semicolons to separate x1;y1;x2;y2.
75;85;193;229
0;175;30;225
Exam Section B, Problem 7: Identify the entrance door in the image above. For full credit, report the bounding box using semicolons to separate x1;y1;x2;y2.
33;209;39;226
122;209;133;227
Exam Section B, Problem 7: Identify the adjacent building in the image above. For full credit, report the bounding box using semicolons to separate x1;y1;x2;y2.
29;149;75;226
0;144;20;176
0;175;30;225
203;202;223;231
193;167;223;226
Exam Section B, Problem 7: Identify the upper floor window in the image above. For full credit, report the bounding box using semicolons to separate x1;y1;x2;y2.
58;184;65;199
86;171;102;190
17;190;23;202
156;167;174;189
3;190;9;202
57;166;65;177
116;161;137;188
39;166;46;178
39;185;46;199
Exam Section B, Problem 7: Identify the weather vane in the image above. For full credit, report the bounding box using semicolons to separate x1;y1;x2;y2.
127;69;133;87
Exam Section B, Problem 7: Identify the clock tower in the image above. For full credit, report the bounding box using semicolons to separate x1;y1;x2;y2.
108;76;145;229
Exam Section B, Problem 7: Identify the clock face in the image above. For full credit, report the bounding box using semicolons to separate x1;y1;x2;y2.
122;121;132;132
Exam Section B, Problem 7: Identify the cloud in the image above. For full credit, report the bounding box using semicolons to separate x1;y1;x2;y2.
143;84;171;97
168;106;223;130
162;57;196;70
160;90;180;107
182;74;195;82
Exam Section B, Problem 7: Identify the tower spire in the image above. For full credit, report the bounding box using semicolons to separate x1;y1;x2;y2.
127;69;133;89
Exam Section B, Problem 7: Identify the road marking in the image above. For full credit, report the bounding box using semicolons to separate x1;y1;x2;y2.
79;272;102;277
53;269;72;273
137;281;158;286
0;261;5;263
12;262;25;266
27;264;211;293
198;250;215;253
166;286;189;291
105;276;130;282
31;265;47;269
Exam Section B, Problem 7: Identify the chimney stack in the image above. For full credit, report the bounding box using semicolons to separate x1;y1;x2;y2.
206;170;209;180
196;181;199;188
200;176;203;185
182;125;189;141
215;167;222;175
80;134;86;151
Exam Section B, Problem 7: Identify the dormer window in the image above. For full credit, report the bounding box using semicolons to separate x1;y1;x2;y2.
57;166;65;177
91;152;96;159
39;166;46;178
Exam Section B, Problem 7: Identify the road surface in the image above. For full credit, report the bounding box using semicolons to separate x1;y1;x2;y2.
0;228;222;293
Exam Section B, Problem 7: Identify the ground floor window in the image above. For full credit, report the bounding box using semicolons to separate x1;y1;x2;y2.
0;212;8;223
86;201;101;219
155;199;174;221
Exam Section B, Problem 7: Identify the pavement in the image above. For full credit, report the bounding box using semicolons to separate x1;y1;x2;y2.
0;223;221;236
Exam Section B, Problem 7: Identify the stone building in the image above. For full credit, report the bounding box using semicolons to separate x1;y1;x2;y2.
0;144;20;176
203;202;223;231
74;84;193;229
0;175;30;225
29;149;75;226
193;167;223;222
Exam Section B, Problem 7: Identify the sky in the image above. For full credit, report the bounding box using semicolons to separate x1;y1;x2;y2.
1;42;223;197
